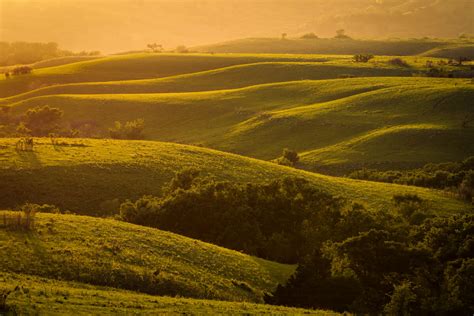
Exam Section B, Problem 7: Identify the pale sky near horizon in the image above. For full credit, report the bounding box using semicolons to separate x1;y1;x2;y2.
1;0;472;53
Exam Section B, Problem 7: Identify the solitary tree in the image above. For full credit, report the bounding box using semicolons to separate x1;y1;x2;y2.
281;33;288;40
147;43;163;53
335;29;351;39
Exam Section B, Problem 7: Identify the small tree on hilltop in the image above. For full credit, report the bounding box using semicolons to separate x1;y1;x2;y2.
335;29;351;39
147;43;163;53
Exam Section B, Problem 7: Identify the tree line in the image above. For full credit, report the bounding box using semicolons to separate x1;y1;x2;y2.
0;105;145;140
0;41;100;67
348;157;474;203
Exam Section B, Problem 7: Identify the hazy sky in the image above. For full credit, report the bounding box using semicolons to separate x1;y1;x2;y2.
1;0;472;53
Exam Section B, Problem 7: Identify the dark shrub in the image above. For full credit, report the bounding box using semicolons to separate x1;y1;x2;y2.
388;58;409;67
353;54;374;63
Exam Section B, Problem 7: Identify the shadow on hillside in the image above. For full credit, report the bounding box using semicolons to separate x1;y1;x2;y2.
16;150;42;168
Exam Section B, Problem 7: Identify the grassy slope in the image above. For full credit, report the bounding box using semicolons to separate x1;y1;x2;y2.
194;38;474;58
0;212;294;303
0;60;415;104
419;43;474;59
1;273;335;315
6;77;474;172
0;138;468;215
0;53;349;98
2;52;468;100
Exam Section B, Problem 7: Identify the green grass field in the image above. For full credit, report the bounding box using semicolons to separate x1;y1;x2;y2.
0;212;294;303
1;45;473;315
1;273;336;315
0;138;468;215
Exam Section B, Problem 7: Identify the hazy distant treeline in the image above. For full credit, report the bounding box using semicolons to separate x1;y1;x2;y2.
0;42;100;67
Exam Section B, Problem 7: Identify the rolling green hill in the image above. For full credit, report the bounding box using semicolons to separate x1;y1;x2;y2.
1;273;334;315
5;77;474;173
418;44;474;59
0;212;294;303
0;53;348;98
0;61;413;105
1;52;469;99
0;138;468;215
194;38;474;58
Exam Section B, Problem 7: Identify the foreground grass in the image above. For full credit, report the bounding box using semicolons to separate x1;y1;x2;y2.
1;273;334;315
0;138;468;215
0;212;295;303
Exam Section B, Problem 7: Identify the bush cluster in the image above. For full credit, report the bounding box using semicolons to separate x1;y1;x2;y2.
276;148;299;167
108;119;145;140
388;58;409;67
353;54;374;63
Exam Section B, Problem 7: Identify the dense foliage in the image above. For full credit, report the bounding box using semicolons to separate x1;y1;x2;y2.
120;169;473;314
120;170;380;263
268;214;473;315
348;157;474;202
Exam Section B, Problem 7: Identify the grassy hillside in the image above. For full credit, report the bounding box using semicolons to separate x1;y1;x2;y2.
0;138;468;215
1;52;470;99
195;38;474;58
0;60;415;105
0;212;294;303
0;53;349;98
5;77;474;173
1;273;334;315
419;44;474;59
